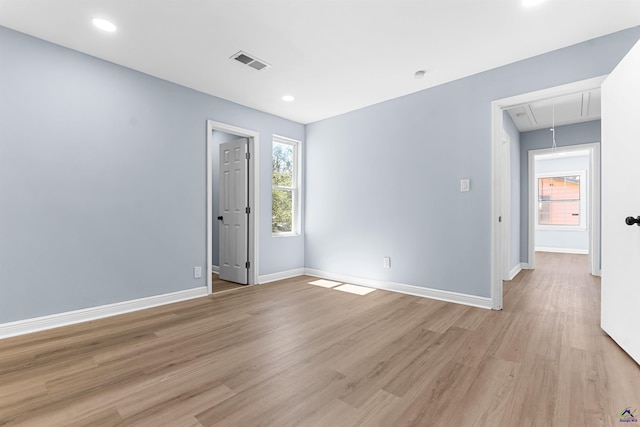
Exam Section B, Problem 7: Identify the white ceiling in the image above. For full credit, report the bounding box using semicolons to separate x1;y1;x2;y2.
1;1;639;124
506;89;601;132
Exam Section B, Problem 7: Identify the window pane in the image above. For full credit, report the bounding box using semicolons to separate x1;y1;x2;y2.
539;200;580;225
564;177;580;200
565;200;580;225
539;201;551;224
272;189;293;233
272;137;299;235
538;174;582;226
538;178;553;200
539;176;580;201
272;141;294;187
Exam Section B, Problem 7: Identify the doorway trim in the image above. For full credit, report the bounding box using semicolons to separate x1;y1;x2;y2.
527;143;600;275
500;130;511;284
206;120;260;294
490;75;606;310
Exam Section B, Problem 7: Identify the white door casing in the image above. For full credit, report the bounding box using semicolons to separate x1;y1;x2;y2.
219;138;249;284
500;130;511;281
526;144;600;273
490;76;606;310
601;39;640;365
206;120;259;293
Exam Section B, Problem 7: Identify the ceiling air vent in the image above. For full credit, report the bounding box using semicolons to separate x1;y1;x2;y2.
230;51;270;71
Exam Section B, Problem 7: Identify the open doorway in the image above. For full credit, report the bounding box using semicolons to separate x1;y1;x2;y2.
527;144;600;274
206;120;260;295
490;76;605;310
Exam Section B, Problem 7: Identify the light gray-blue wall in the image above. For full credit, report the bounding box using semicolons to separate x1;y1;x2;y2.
504;113;521;274
520;120;600;262
534;155;590;252
0;26;304;324
305;28;638;298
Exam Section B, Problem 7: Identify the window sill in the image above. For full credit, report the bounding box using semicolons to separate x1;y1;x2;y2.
272;232;300;238
536;226;587;232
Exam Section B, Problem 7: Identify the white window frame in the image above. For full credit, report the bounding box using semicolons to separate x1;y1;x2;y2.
535;170;587;231
272;135;300;236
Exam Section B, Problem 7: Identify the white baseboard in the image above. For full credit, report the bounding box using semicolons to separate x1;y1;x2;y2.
508;263;527;280
535;247;589;255
259;268;305;284
0;287;208;340
304;268;491;309
212;265;219;274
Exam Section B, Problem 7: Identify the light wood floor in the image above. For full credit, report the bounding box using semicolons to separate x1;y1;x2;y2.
1;253;638;426
211;275;246;294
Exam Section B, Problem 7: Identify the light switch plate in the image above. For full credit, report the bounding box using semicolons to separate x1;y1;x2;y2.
460;178;470;192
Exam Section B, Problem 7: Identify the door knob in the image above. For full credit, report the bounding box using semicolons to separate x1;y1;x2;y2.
625;216;640;226
217;216;223;221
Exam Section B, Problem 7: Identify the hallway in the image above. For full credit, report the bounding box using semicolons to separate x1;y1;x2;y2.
500;252;640;424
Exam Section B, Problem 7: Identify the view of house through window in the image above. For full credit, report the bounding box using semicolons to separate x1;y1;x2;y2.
272;137;299;234
537;175;581;226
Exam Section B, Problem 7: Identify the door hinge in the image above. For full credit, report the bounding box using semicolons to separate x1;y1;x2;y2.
245;206;251;214
245;261;251;269
499;216;502;223
245;152;250;160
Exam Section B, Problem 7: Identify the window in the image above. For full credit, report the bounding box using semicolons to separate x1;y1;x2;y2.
272;136;299;235
537;171;586;228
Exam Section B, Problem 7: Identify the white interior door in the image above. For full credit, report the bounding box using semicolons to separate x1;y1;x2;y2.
219;138;249;284
601;39;640;365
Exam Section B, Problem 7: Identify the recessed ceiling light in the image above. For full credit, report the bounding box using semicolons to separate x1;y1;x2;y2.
414;70;427;79
92;18;117;32
522;0;545;7
282;95;295;102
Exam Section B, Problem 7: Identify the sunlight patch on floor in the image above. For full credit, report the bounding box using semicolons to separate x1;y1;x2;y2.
334;284;376;295
308;279;375;296
308;279;342;288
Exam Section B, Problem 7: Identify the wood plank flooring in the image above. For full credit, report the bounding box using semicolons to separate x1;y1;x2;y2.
211;275;246;294
1;252;638;426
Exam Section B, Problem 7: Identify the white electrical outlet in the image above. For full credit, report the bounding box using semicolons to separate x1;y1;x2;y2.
383;257;391;268
194;266;202;279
